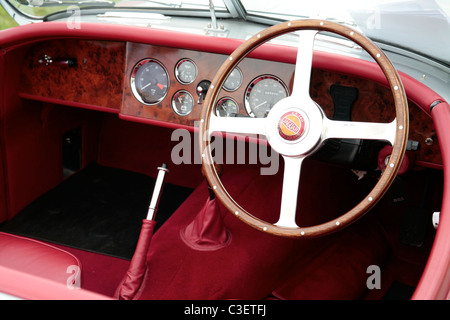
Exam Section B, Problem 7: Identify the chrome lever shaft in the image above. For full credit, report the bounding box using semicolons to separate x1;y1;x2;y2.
146;163;169;220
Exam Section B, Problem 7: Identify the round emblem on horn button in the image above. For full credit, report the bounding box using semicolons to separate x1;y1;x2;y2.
278;111;306;141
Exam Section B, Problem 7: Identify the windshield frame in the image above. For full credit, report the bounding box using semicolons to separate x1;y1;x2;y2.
3;0;450;68
2;0;42;23
3;0;233;20
43;7;234;23
235;0;450;67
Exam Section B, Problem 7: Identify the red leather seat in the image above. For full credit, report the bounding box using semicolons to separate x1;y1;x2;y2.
0;232;81;287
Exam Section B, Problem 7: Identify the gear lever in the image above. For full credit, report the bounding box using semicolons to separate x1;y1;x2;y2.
203;163;223;200
181;163;230;250
116;164;169;300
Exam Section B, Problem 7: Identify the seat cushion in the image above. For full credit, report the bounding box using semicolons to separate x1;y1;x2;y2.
0;232;81;286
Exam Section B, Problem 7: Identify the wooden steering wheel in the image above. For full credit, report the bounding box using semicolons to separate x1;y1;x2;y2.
199;20;409;238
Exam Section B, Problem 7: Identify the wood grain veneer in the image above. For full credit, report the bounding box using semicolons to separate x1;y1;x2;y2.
17;39;441;165
19;40;125;111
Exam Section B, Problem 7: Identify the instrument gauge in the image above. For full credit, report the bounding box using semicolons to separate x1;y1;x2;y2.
172;90;194;116
215;97;239;117
245;75;289;118
131;59;169;105
223;67;243;92
175;59;198;85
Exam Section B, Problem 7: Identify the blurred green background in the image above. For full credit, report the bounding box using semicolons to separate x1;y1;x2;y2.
1;4;19;30
1;0;70;30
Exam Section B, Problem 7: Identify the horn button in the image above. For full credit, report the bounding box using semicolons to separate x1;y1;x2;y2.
278;111;306;141
265;96;324;157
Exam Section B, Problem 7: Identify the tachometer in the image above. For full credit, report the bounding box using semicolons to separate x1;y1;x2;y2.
131;59;169;105
245;75;289;118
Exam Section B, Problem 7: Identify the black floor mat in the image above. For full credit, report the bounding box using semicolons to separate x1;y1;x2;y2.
0;163;193;259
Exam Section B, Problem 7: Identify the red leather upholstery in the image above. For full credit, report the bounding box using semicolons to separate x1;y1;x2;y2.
413;101;450;299
0;232;81;286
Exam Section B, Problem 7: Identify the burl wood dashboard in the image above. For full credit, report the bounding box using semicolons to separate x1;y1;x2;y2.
18;39;441;166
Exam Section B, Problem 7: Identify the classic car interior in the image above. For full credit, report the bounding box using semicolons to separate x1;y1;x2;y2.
0;1;449;301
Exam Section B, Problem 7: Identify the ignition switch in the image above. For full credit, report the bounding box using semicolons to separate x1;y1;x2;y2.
196;80;211;104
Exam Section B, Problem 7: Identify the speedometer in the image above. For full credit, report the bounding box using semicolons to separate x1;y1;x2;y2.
131;59;169;105
245;75;289;118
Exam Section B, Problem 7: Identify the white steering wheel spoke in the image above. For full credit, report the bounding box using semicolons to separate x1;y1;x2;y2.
208;114;267;136
291;30;318;100
323;118;397;145
275;155;305;228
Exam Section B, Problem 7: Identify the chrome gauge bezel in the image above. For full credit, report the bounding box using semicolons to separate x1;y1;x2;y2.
130;58;170;105
223;67;243;92
175;58;198;85
215;97;239;117
172;90;194;116
244;75;289;118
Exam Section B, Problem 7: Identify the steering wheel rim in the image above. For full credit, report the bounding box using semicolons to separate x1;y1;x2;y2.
199;20;409;238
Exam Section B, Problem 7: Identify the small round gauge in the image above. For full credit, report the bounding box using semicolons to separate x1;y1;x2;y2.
172;90;194;116
223;67;243;92
131;59;169;105
175;59;198;84
215;97;239;117
245;75;289;118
